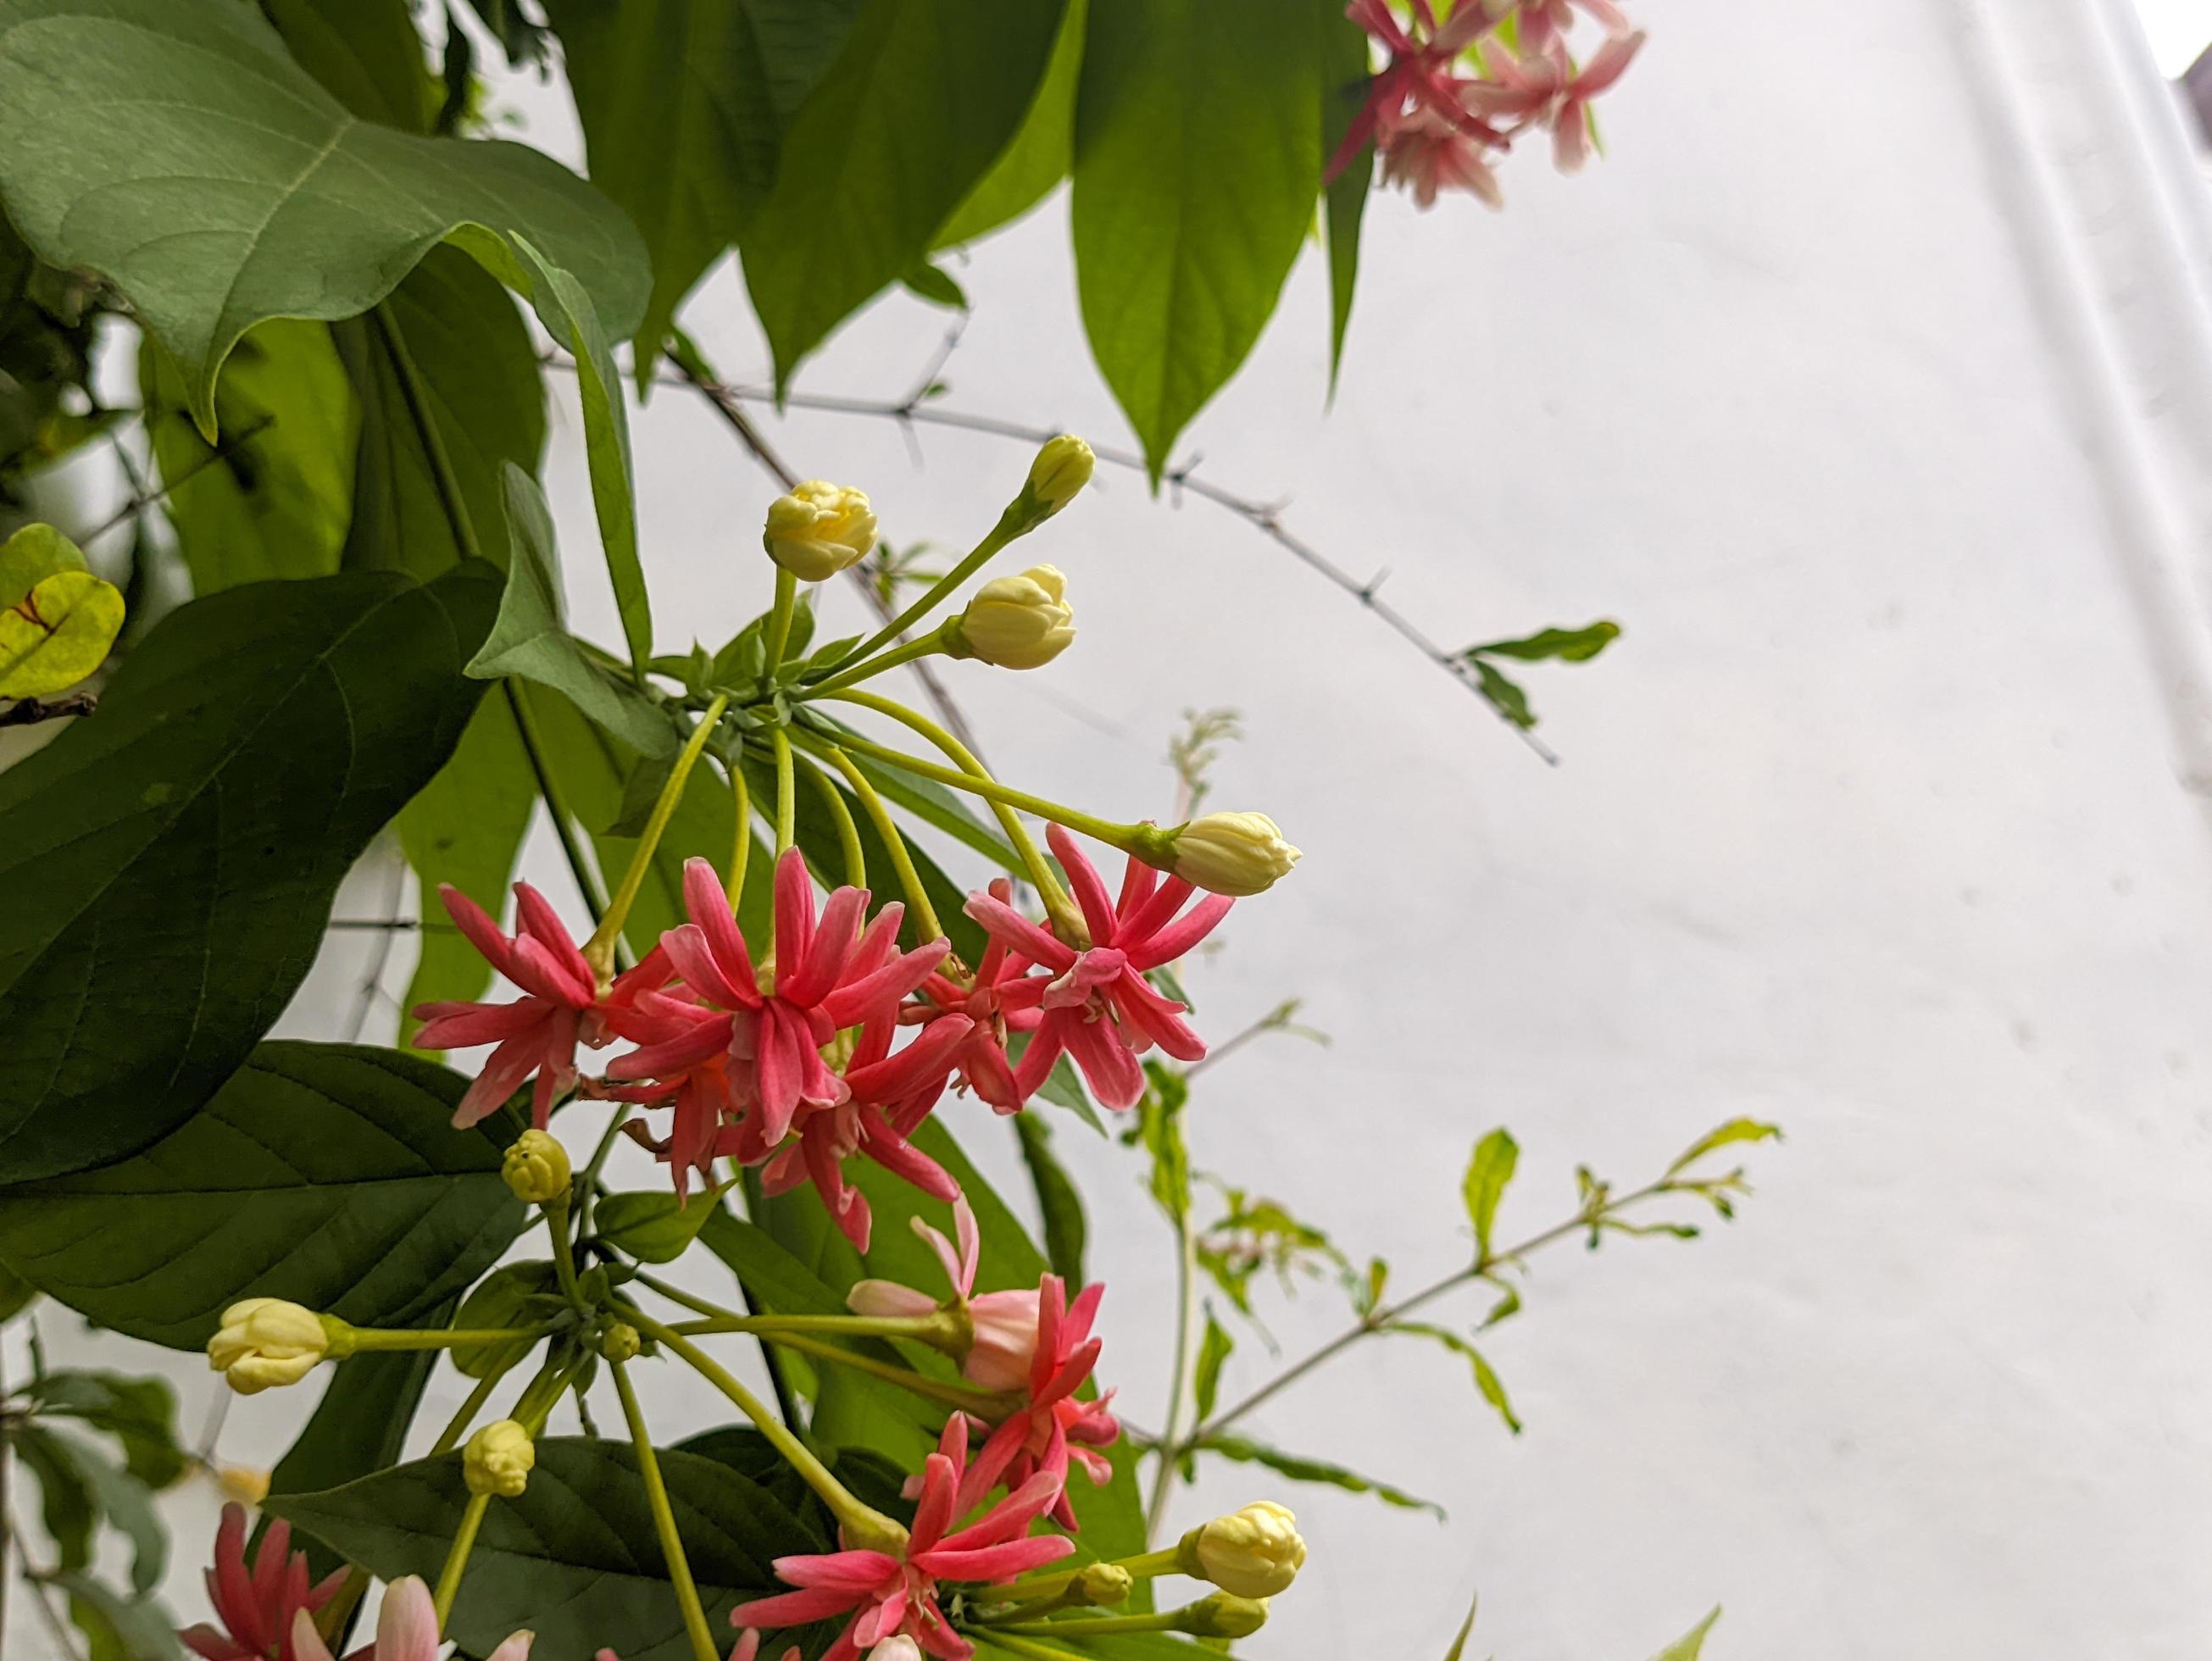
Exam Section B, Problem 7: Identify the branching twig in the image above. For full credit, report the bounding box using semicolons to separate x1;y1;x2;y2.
81;414;275;547
0;692;96;728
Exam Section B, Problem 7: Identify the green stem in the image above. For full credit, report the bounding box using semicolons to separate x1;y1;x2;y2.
764;568;798;669
798;738;942;942
665;1311;958;1345
544;1197;589;1314
428;1373;505;1456
791;747;865;887
632;1270;741;1324
624;1310;907;1550
770;728;797;854
725;759;752;908
737;1167;802;1430
979;1548;1183;1612
610;1360;720;1661
963;1634;1083;1661
372;305;485;568
342;1325;562;1354
986;1611;1191;1639
815;690;1092;938
1143;1213;1198;1545
584;694;728;976
754;1330;1009;1417
803;631;946;697
575;1106;634;1241
825;508;1020;675
503;681;616;943
431;1493;490;1626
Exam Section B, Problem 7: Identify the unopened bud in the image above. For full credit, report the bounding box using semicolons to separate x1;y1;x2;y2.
1177;1592;1270;1639
764;481;877;581
1073;1563;1134;1606
464;1419;536;1497
600;1322;642;1363
503;1130;572;1205
208;1300;336;1394
1192;1501;1306;1597
945;564;1075;669
1025;435;1094;518
864;1642;922;1661
1169;811;1300;896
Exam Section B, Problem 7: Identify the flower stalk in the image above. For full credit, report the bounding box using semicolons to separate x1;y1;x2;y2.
611;1359;721;1661
583;693;728;979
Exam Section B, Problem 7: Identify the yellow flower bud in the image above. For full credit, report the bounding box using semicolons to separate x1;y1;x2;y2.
1170;812;1300;897
1193;1501;1306;1597
600;1321;642;1363
764;481;877;581
1179;1592;1271;1639
948;564;1075;670
464;1419;536;1498
216;1465;272;1507
208;1299;331;1395
502;1129;572;1206
1074;1563;1134;1606
1025;435;1094;518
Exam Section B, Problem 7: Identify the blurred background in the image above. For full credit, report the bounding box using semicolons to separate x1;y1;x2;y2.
10;0;2212;1654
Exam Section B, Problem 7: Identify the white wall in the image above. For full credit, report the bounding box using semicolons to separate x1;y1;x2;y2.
11;0;2212;1655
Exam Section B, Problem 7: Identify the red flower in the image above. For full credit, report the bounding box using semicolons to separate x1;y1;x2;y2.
179;1503;346;1661
957;1274;1120;1531
729;1418;1073;1661
904;879;1044;1114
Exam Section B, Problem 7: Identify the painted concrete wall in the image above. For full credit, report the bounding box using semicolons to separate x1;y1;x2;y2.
9;0;2212;1654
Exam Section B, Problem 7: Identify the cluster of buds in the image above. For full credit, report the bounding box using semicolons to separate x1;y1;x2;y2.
1335;0;1647;209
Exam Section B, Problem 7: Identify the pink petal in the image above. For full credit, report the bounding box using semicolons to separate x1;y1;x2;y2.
728;1586;868;1628
819;937;951;1030
661;924;756;1012
438;885;514;975
1044;825;1117;947
962;893;1075;972
375;1576;442;1661
1125;893;1232;971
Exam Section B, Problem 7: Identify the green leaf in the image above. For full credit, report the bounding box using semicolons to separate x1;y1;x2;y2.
0;564;499;1180
1651;1608;1724;1660
1192;1431;1444;1519
1388;1320;1522;1435
1072;0;1324;481
1135;1064;1191;1222
59;1571;184;1661
1463;1128;1519;1260
467;464;675;756
42;1431;167;1592
546;0;866;369
1442;1588;1480;1661
738;0;1069;387
23;1370;187;1488
1320;0;1371;392
266;1305;455;1580
933;0;1087;248
1667;1118;1783;1176
1468;620;1623;664
1014;1111;1087;1286
14;1425;96;1570
597;1180;740;1264
448;1264;565;1378
336;246;548;580
269;1438;820;1661
1192;1308;1233;1422
140;323;358;593
263;0;436;132
0;1042;525;1347
397;690;538;1043
0;0;647;435
0;567;124;696
506;237;653;674
0;521;85;602
900;260;969;311
1470;657;1535;730
0;1258;35;1321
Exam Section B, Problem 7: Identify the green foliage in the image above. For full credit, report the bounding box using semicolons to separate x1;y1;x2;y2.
0;1042;525;1346
1192;1308;1233;1421
270;1438;820;1660
1388;1319;1522;1435
1651;1608;1724;1659
1463;1128;1520;1261
1072;0;1326;480
1194;1181;1350;1320
1463;620;1624;731
1015;1110;1089;1286
1132;1063;1192;1222
19;1370;188;1489
597;1180;741;1264
451;1264;567;1378
0;521;122;695
1667;1118;1783;1178
263;0;438;132
1320;0;1373;390
0;0;647;433
0;564;497;1180
933;0;1088;249
0;214;105;497
737;0;1068;387
1194;1430;1444;1519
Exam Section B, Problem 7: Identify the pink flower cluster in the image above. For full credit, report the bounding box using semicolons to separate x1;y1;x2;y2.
1332;0;1647;208
416;825;1231;1248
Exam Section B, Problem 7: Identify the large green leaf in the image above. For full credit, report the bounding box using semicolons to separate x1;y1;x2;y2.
1071;0;1325;481
336;245;548;580
0;563;499;1180
737;0;1067;386
140;321;358;595
931;0;1087;249
0;0;647;433
0;1043;524;1347
270;1437;821;1661
1320;0;1371;392
545;0;864;369
262;0;435;132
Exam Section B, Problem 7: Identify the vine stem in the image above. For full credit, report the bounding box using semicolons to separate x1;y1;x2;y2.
584;692;728;976
789;746;865;886
809;740;943;942
610;1360;720;1661
1142;1211;1198;1546
822;507;1020;676
431;1496;491;1626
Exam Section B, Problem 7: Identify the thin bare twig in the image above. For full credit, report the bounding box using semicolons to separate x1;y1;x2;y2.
81;414;275;547
0;692;96;729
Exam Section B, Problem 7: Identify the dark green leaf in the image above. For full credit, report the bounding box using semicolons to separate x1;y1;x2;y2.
139;322;358;593
1470;657;1535;729
738;0;1068;387
262;0;435;131
933;0;1087;249
0;0;647;433
449;1264;564;1379
336;246;549;580
1192;1308;1232;1422
1014;1111;1087;1286
900;261;969;310
597;1180;739;1264
0;1259;34;1321
1320;0;1371;392
1072;0;1323;481
1192;1431;1444;1519
40;1430;167;1592
15;1425;96;1571
1467;620;1623;664
1652;1608;1724;1660
22;1370;187;1488
546;0;864;369
0;1042;525;1347
56;1571;183;1661
269;1437;821;1661
467;464;675;756
1463;1128;1518;1260
0;564;499;1180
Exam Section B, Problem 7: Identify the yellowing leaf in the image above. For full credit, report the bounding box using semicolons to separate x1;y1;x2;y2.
0;569;124;696
0;521;86;604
